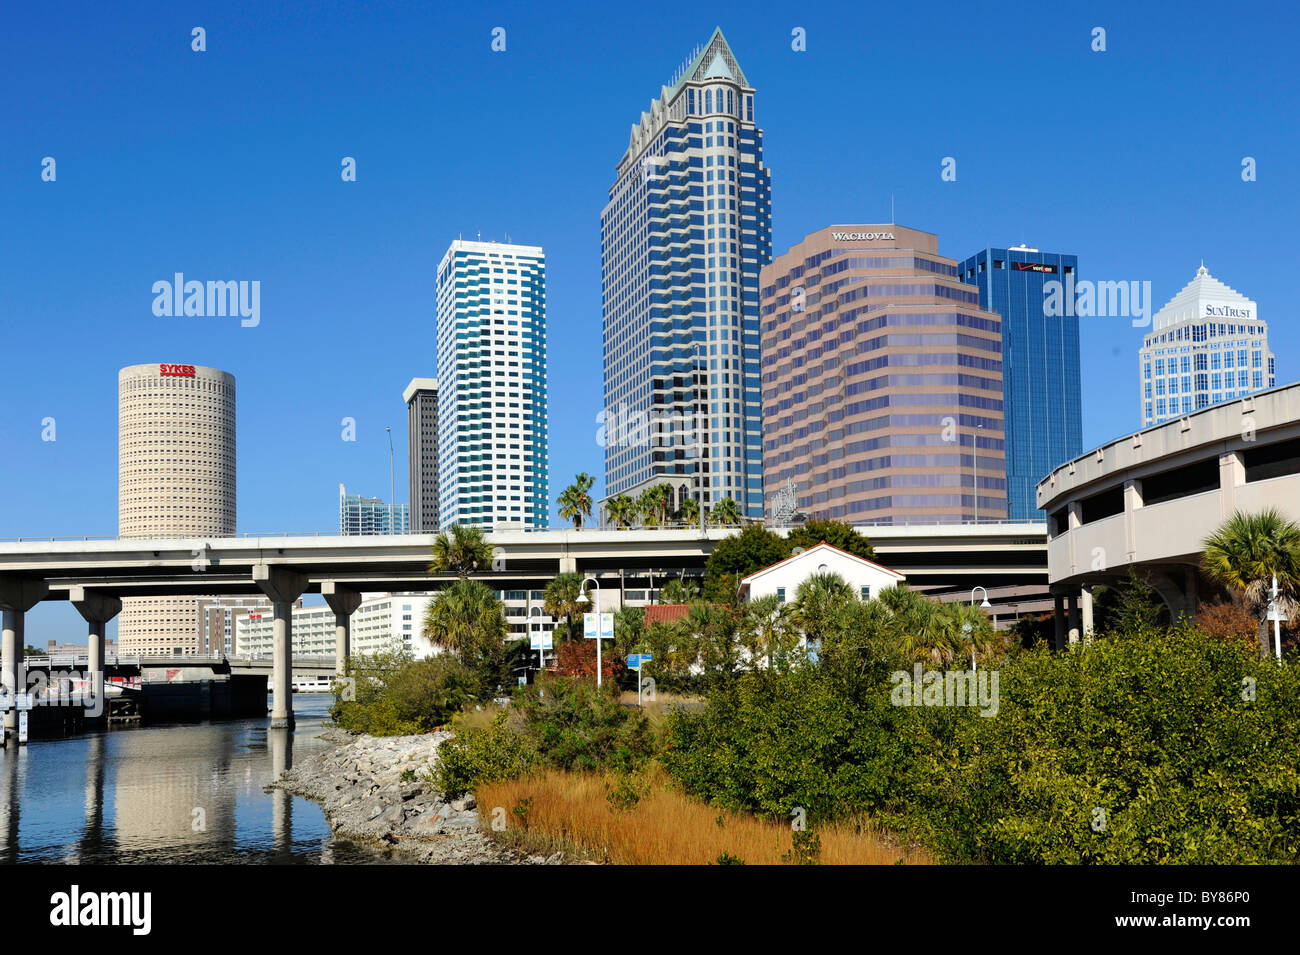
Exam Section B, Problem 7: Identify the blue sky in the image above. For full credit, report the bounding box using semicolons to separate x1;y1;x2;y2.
3;1;1297;641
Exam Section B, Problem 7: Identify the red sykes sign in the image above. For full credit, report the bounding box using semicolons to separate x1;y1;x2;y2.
160;364;196;377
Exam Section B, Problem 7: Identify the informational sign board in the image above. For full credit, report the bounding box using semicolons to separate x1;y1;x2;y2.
583;612;614;640
627;654;653;670
530;632;553;651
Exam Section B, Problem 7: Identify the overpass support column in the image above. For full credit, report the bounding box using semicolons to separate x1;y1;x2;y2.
0;578;48;738
253;564;307;730
1066;593;1080;645
559;556;577;575
1053;595;1065;650
1080;585;1094;643
69;587;122;716
321;582;362;676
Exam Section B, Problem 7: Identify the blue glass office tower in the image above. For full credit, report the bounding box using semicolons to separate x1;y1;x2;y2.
958;246;1082;520
600;28;772;521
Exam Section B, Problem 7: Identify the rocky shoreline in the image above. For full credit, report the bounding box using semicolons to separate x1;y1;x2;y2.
274;728;564;865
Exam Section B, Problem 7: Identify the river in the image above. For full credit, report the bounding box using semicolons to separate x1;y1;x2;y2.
0;694;388;864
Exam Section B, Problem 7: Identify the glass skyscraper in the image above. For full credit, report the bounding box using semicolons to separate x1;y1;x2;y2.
1139;265;1274;427
435;239;549;530
600;27;772;521
338;483;409;535
958;246;1082;521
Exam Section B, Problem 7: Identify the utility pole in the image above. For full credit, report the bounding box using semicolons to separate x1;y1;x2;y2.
386;427;395;534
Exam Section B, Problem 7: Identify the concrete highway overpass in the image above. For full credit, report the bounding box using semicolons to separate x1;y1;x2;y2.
1037;382;1300;647
0;523;1049;731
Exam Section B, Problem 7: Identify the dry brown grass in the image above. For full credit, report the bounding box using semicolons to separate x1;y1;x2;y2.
476;766;931;865
614;690;705;730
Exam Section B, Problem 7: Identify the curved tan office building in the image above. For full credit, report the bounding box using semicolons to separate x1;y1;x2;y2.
117;363;236;654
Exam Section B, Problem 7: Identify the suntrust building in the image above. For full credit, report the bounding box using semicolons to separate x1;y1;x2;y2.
760;226;1007;524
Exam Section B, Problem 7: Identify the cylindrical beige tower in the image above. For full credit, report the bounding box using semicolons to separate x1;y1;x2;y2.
117;363;236;654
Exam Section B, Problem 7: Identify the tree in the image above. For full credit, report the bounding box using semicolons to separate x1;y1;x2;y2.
703;524;789;601
1203;508;1300;657
1196;599;1260;651
659;577;700;604
558;473;596;530
740;594;800;671
637;484;674;526
543;572;586;643
555;638;622;682
709;496;743;527
787;520;876;562
1094;568;1169;636
676;496;701;527
605;493;636;529
422;579;508;654
792;572;857;651
429;524;495;578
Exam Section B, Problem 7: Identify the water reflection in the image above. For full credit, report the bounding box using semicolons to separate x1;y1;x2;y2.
0;695;387;865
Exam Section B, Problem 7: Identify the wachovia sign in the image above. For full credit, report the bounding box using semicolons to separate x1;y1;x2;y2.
831;231;895;241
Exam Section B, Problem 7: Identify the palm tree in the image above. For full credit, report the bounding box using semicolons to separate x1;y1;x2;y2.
743;593;797;670
422;579;508;654
878;586;963;666
429;524;495;578
1203;508;1300;657
793;572;857;652
676;496;700;527
709;495;743;526
558;473;596;530
605;493;635;529
636;487;660;527
637;484;674;527
543;572;586;643
659;577;700;604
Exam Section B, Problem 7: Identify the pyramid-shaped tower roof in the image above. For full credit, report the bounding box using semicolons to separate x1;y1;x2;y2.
1152;264;1257;331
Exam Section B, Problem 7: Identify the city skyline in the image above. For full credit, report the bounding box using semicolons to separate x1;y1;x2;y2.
4;3;1296;647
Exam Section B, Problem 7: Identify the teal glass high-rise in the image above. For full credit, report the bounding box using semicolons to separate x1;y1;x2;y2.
600;28;772;522
959;246;1082;521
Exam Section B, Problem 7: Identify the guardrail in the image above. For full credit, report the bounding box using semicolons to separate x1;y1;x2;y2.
0;519;1043;542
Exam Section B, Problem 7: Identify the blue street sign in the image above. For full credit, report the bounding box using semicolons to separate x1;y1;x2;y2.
627;653;653;670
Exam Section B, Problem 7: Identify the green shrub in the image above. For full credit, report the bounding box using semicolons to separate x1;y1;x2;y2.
901;625;1300;864
663;625;1300;864
331;652;476;736
434;675;655;794
434;711;539;796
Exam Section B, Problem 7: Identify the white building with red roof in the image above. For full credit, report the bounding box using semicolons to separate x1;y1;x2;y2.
738;542;905;605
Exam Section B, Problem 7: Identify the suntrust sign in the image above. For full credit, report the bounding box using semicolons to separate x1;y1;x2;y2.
1205;302;1253;319
830;231;895;241
159;364;196;377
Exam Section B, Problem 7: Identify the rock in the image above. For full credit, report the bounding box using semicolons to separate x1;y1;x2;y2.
451;793;476;812
274;729;561;865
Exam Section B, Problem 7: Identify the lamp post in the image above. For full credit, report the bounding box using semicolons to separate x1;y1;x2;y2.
386;427;395;535
968;586;992;671
530;605;545;671
575;576;607;687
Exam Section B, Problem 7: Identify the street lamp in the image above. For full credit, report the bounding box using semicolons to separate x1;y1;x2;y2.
575;576;607;687
386;427;395;535
968;586;992;671
530;606;545;670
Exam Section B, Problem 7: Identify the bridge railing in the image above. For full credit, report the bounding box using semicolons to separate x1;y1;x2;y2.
0;518;1044;543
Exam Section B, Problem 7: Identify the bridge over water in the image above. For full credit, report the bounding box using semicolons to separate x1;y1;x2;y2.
0;524;1047;735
